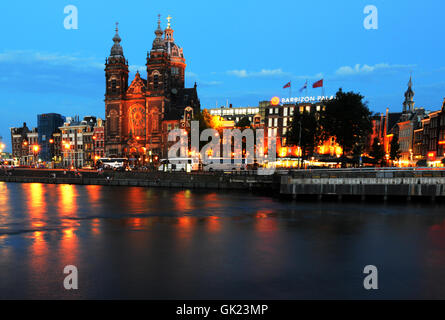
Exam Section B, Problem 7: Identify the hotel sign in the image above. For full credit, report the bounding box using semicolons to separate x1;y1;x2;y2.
280;96;334;104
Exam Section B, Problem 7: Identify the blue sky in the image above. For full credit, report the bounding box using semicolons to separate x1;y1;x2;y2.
1;0;445;151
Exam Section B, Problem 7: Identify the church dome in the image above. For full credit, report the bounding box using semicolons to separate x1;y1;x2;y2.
110;23;124;57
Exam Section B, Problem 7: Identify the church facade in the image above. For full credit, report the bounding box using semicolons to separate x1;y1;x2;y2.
104;16;200;161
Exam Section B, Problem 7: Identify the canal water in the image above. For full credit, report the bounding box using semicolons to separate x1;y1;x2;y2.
1;181;445;299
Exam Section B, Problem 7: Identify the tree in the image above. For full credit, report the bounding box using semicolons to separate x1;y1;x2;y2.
193;109;213;132
369;138;385;165
235;116;251;128
389;136;401;161
321;89;372;158
192;109;214;150
287;110;320;161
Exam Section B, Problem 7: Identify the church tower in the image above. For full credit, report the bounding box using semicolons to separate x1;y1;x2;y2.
105;23;129;156
403;76;415;113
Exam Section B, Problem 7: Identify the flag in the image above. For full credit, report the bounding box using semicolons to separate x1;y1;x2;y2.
283;81;291;89
312;79;323;88
299;81;308;92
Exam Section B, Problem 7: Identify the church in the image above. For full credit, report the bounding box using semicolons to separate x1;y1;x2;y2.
104;16;200;161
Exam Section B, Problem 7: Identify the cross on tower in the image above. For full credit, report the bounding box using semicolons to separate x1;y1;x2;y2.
166;15;172;29
115;22;119;32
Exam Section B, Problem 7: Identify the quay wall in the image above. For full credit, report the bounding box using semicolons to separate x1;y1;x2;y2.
0;169;279;191
280;169;445;199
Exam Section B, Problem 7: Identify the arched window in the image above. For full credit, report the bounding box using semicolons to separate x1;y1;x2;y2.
111;79;117;93
153;75;159;90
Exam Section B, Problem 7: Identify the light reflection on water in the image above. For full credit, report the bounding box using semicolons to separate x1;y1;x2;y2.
0;182;445;299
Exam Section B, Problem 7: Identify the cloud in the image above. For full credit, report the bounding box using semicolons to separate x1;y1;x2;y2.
186;71;198;78
227;68;287;78
0;50;103;97
199;80;222;87
0;50;103;70
336;63;415;76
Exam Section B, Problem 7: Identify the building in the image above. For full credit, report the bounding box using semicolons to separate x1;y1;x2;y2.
37;113;65;162
51;131;63;168
420;100;445;166
395;77;428;165
104;17;200;161
93;118;105;160
60;116;96;168
369;77;428;165
209;105;262;127
10;123;39;165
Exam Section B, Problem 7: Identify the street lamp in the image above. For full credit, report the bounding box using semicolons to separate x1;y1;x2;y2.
32;145;40;167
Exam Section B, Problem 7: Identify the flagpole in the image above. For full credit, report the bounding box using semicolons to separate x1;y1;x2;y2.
322;79;325;97
289;81;292;101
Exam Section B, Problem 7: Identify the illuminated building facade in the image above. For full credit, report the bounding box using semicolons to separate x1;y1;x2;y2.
60;116;97;168
209;105;263;128
10;123;39;165
93;118;105;159
264;101;342;159
419;101;445;165
104;16;200;160
370;77;428;166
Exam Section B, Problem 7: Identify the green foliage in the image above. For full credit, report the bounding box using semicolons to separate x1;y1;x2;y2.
235;116;251;128
193;109;212;132
321;88;373;156
369;137;385;165
287;110;320;158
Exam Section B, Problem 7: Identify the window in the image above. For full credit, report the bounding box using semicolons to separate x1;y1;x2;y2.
153;75;159;90
284;108;288;117
111;80;117;93
268;118;272;127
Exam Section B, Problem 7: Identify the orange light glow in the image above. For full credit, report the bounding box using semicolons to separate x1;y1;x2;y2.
270;96;280;106
49;139;54;144
32;145;40;153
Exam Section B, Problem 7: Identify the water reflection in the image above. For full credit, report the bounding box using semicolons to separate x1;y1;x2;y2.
58;184;77;217
26;183;46;230
206;216;221;233
0;182;10;227
1;183;445;299
174;190;194;213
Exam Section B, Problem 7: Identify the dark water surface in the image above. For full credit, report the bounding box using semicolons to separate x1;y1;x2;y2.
1;181;445;299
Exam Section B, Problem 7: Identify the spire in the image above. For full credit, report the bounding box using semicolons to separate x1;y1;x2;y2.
403;75;415;113
152;14;165;50
166;15;172;29
110;22;124;57
164;15;174;42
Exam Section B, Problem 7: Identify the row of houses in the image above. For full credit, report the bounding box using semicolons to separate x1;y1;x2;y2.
372;77;445;166
10;114;105;168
